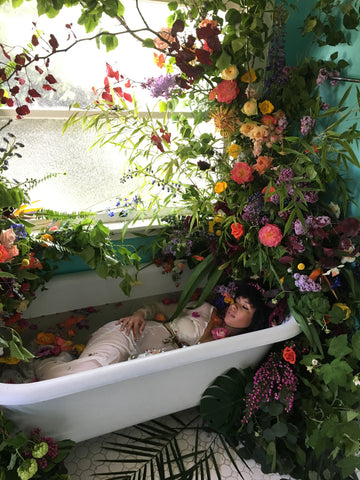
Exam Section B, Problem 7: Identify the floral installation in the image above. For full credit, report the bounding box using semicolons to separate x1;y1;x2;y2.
2;0;360;478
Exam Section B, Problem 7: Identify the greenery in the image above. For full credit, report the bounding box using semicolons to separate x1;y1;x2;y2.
1;0;360;479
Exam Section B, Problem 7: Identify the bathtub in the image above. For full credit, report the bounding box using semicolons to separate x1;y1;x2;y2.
0;265;301;442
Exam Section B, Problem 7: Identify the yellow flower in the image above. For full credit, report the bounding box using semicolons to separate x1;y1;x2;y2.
0;356;21;364
214;181;227;194
332;303;351;320
241;68;257;83
215;230;221;236
241;98;258;116
221;64;239;80
297;263;305;271
259;100;274;115
208;221;215;233
21;258;30;267
214;215;224;223
209;106;240;138
227;143;242;158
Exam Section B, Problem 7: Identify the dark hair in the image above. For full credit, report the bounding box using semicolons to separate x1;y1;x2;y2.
232;280;270;332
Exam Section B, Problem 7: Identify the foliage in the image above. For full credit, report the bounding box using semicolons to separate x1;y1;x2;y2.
93;413;245;480
0;409;74;480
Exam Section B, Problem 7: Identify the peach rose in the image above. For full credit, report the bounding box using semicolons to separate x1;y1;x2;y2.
240;122;255;136
221;64;239;80
258;224;283;247
154;27;175;50
0;228;16;250
6;245;19;262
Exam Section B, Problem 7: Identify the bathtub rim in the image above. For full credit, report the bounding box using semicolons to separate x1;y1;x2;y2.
0;315;301;406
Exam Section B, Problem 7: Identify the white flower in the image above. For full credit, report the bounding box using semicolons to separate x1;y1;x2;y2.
312;359;319;366
353;375;360;386
329;202;341;218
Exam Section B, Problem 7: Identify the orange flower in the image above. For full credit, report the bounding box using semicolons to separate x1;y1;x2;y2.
231;222;245;240
231;162;254;185
254;156;273;175
210;80;240;104
154;52;165;68
36;332;56;345
283;346;296;364
214;181;227;193
193;255;205;261
262;185;276;202
40;233;54;246
155;313;167;322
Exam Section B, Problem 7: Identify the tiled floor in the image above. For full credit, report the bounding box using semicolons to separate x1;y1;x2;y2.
64;407;293;480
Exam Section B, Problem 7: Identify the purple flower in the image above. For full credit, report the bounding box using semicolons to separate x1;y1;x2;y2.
300;115;315;136
277;167;294;183
303;191;318;203
147;74;177;99
294;273;322;292
277;115;288;131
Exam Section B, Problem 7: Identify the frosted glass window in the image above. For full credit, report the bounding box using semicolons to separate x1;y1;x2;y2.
0;0;186;214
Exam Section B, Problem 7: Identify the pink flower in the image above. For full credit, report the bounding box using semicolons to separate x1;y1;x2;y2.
153;28;175;50
230;162;254;184
211;327;230;340
0;228;16;249
258;224;283;247
210;80;240;104
6;245;19;262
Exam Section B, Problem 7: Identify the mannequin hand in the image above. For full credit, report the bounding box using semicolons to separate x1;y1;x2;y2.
116;312;146;340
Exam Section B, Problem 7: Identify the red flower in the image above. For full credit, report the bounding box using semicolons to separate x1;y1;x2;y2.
258;224;283;247
210;80;240;104
230;162;254;184
231;222;245;240
283;346;296;364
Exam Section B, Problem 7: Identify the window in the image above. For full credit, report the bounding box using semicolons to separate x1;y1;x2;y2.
0;0;182;215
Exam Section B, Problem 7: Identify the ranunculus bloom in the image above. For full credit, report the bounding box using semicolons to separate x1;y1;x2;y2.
231;222;245;240
231;162;254;184
0;244;10;263
153;28;175;50
221;64;239;80
210;79;240;104
283;346;296;364
254;155;273;175
242;98;258;116
259;100;274;115
0;228;16;249
227;143;242;158
258;224;283;247
214;181;227;193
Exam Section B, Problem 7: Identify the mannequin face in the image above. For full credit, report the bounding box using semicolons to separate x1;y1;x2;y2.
224;296;256;330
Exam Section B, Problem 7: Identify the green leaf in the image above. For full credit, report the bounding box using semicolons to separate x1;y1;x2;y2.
100;33;119;52
320;358;353;386
327;334;352;359
271;422;288;437
215;50;231;71
302;16;317;34
142;38;155;48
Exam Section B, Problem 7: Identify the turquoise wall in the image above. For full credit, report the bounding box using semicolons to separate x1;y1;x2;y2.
285;0;360;217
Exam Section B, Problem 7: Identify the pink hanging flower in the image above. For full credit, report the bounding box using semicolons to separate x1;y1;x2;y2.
258;224;283;247
231;162;254;184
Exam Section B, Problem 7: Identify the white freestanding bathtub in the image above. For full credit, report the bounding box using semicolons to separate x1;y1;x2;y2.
0;265;301;442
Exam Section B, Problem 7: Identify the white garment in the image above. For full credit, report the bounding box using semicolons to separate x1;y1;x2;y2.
35;301;214;380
